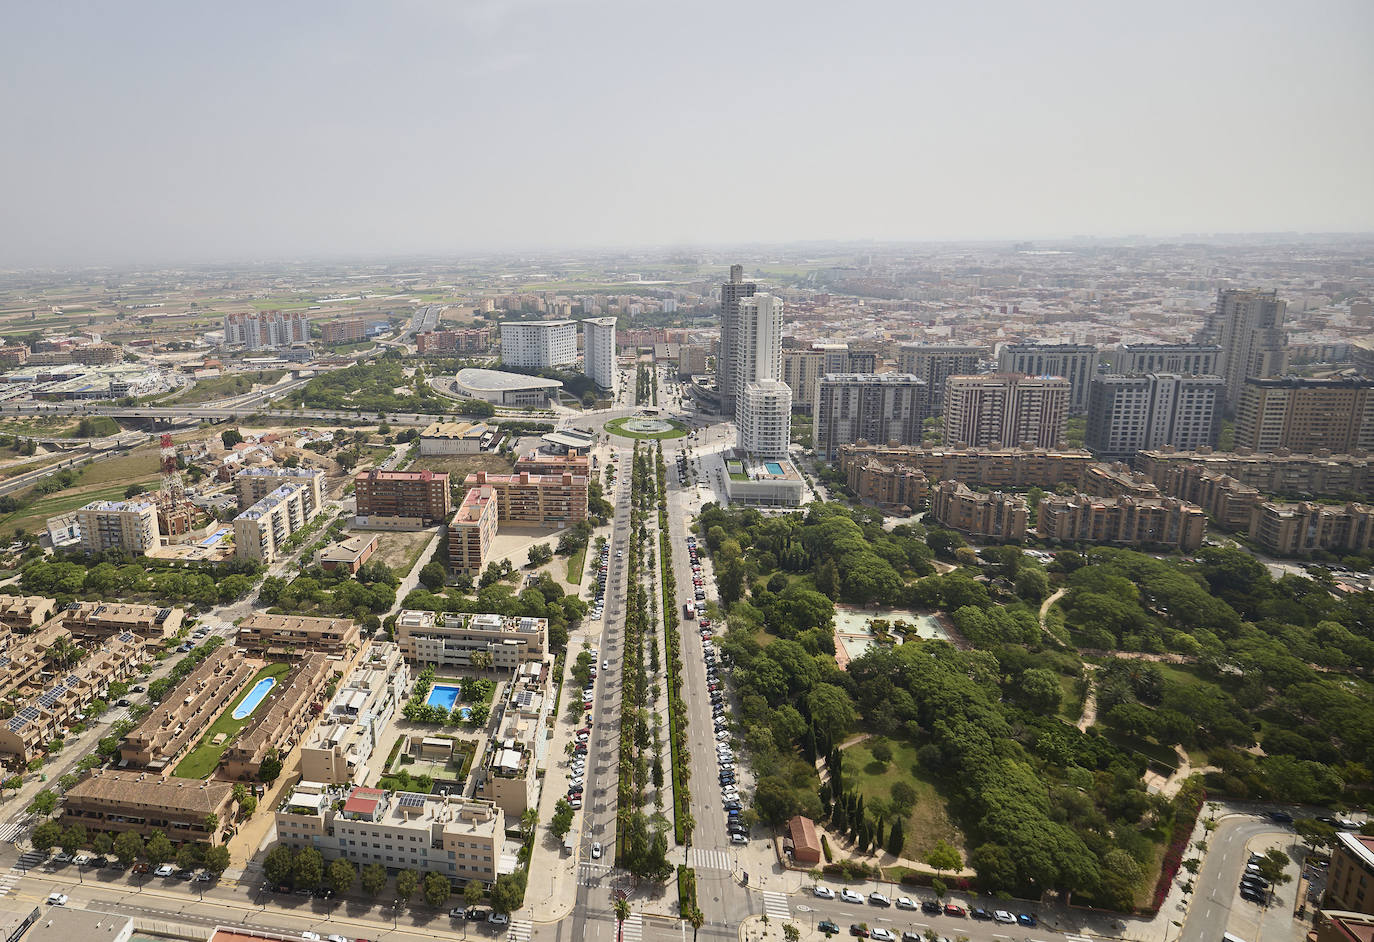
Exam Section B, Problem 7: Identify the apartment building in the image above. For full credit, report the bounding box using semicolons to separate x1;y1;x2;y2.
234;466;325;517
996;343;1097;412
223;311;311;351
1249;501;1374;557
782;343;876;411
0;596;56;632
274;784;506;884
717;264;757;417
1197;288;1288;408
813;373;928;461
299;644;409;785
944;374;1070;449
737;380;793;459
1136;448;1373;501
415;327;493;355
1326;831;1374;914
1037;493;1207;551
354;469;452;526
582;316;618;393
63;769;236;844
1312;911;1374;942
395;610;547;670
222;652;332;781
233;483;315;563
896;344;988;415
74;499;160;556
0;345;29;367
69;343;123;365
119;646;258;772
62;601;185;647
1084;373;1223;463
1109;343;1221;377
0;632;144;769
733;293;784;412
462;471;587;524
472;666;547;820
0;623;68;703
418;421;489;456
448;485;498;577
1234;377;1374;454
320;318;366;345
237;613;360;657
837;443;1094;497
514;451;590;476
499;320;578;369
677;343;710;378
929;481;1029;541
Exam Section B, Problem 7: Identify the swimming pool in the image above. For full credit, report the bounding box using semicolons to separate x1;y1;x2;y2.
426;684;461;711
232;677;277;720
764;461;784;476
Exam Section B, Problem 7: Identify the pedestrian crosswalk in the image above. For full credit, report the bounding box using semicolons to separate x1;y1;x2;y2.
690;847;731;870
762;890;790;921
1064;934;1093;942
0;820;25;844
0;851;41;899
619;913;643;942
578;862;611;886
508;918;532;942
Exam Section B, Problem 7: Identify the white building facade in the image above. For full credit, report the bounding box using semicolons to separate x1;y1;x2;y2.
499;320;578;369
581;316;618;393
737;380;793;459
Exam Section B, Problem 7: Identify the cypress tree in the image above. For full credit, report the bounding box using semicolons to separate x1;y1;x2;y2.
886;817;905;856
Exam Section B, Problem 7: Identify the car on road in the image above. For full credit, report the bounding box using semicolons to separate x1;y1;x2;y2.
994;910;1015;923
46;893;68;906
896;896;917;910
488;913;510;926
1267;810;1294;823
869;891;891;906
813;886;835;899
840;888;864;903
591;842;602;859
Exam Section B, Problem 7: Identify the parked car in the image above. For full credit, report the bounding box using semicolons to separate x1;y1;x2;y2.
849;927;870;939
922;900;942;914
813;886;835;899
840;888;864;904
1017;913;1038;927
870;930;897;942
869;891;891;907
993;910;1015;924
944;903;967;917
154;863;176;877
971;907;992;920
818;921;839;936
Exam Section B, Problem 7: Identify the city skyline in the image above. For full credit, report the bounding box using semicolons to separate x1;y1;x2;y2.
2;1;1371;266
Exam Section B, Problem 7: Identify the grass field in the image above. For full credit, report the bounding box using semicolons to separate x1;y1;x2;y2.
844;736;962;861
604;417;688;440
566;545;587;585
372;530;436;574
165;370;287;405
173;662;292;779
410;453;513;479
1057;672;1085;722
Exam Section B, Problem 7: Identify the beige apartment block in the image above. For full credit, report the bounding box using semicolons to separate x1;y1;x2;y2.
74;499;161;556
448;486;498;577
1325;832;1374;914
1037;493;1207;551
463;471;588;524
837;443;1095;510
275;784;506;884
63;769;236;844
513;451;591;476
299;644;410;785
236;613;360;658
395;610;546;670
1248;501;1374;557
234;482;316;563
944;373;1070;450
62;600;185;647
0;623;69;701
221;653;332;781
234;467;325;517
0;596;56;631
471;661;548;820
929;481;1029;541
1234;377;1374;454
1136;447;1373;501
896;344;987;414
120;646;259;772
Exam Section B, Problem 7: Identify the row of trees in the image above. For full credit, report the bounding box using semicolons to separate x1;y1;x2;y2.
30;823;231;875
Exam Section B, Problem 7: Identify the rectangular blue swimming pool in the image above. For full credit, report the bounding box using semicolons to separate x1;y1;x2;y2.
427;684;461;711
764;461;784;475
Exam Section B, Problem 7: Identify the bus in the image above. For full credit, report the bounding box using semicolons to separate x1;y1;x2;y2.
684;602;695;619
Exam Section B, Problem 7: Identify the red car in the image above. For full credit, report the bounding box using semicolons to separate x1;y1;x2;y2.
944;904;967;917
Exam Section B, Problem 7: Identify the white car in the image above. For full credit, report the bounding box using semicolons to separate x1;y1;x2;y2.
154;863;176;877
730;833;748;845
840;888;864;903
897;896;918;910
994;910;1016;924
46;893;68;906
869;891;891;906
591;842;602;859
870;930;896;942
300;934;321;942
715;730;730;740
813;886;835;899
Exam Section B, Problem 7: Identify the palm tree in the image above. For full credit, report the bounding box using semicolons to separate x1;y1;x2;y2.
613;896;631;942
687;906;705;942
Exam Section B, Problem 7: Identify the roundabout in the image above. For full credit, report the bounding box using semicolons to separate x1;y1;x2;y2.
604;415;689;440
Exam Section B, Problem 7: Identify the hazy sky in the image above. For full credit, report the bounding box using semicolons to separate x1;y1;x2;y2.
4;0;1372;265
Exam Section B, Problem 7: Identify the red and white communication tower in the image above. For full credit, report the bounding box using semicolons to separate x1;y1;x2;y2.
159;433;184;502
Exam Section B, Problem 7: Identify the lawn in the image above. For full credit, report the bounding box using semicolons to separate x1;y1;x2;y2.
164;370;286;405
408;453;513;480
604;417;688;440
566;545;587;585
1057;673;1085;722
843;736;963;862
172;662;292;779
372;529;437;574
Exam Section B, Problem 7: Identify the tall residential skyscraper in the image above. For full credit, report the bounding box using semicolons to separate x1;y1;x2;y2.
1109;343;1222;377
897;344;988;415
997;343;1097;413
737;380;793;459
733;293;784;410
1085;373;1223;463
1234;376;1374;453
717;264;756;417
499;320;578;369
812;373;928;461
581;317;618;393
943;374;1070;449
1197;288;1288;409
